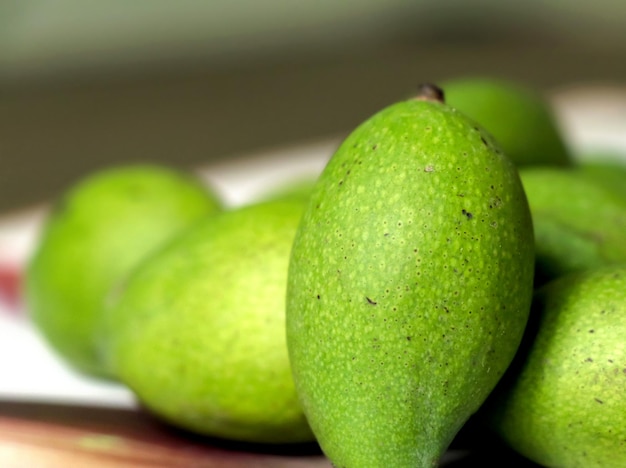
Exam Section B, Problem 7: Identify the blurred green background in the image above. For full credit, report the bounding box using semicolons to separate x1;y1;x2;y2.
2;1;626;213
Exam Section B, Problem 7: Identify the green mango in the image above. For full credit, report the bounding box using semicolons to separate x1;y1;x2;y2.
99;199;314;444
519;167;626;286
443;77;572;167
488;265;626;468
26;164;222;378
577;156;626;200
286;85;535;467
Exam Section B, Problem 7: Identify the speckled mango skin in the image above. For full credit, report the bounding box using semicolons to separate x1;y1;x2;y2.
286;98;535;467
489;266;626;468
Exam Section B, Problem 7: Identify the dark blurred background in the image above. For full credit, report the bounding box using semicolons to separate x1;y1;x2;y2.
2;1;626;213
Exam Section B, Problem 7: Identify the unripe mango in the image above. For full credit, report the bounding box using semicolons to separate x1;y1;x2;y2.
286;85;535;467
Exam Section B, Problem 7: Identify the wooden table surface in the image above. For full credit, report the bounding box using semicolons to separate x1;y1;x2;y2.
0;401;331;468
0;399;547;467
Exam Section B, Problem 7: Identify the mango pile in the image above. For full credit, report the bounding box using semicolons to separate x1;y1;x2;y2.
25;77;626;467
